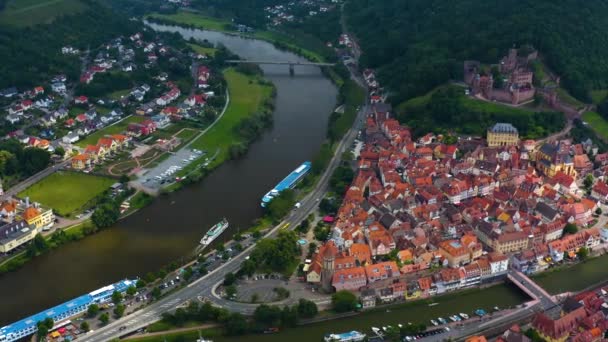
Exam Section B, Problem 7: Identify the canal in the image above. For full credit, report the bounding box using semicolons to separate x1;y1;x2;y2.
216;283;529;342
0;25;338;324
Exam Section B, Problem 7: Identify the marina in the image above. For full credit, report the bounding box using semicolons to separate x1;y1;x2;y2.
261;161;311;207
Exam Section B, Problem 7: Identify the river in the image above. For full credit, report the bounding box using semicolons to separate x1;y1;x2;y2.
0;24;338;325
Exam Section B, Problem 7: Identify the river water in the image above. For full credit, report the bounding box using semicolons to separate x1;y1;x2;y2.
0;24;337;325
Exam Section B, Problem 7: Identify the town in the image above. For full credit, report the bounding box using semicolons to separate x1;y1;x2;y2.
0;29;228;256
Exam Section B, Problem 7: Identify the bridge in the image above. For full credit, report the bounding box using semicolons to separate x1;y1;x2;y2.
507;269;558;310
225;59;335;75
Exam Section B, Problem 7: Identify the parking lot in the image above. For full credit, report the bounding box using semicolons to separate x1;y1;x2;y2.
136;147;206;190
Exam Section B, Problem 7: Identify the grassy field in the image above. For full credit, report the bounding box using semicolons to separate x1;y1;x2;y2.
77;115;145;147
556;87;586;109
188;43;217;57
18;172;115;216
148;11;231;31
582;111;608;140
0;0;87;27
108;89;131;100
591;89;608;104
189;68;272;161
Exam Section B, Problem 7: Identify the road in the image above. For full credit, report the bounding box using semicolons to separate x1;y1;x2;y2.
82;62;369;342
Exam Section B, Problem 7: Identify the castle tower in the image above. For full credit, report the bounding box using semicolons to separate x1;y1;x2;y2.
321;241;337;292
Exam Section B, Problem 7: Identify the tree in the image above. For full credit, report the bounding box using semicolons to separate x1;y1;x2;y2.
253;304;282;329
224;313;249;335
87;304;100;317
584;174;594;192
36;317;54;341
99;312;109;325
225;284;237;299
331;290;358;313
136;279;146;288
577;247;589;260
223;272;237;286
111;290;123;304
119;174;130;183
21;148;51;177
265;189;296;221
80;321;90;332
126;286;137;297
54;146;65;158
92;201;120;229
564;223;578;235
26;234;49;257
596;207;603;215
151;287;162;299
114;304;125;318
296;298;318;318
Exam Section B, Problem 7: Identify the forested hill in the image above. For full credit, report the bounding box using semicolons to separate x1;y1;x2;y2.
0;0;140;89
345;0;608;104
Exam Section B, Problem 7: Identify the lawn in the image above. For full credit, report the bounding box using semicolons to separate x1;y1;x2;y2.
189;68;272;161
18;171;115;216
591;89;608;104
188;43;217;57
108;89;131;100
76;115;145;147
148;11;231;31
556;87;586;109
176;128;199;141
0;0;87;27
582;111;608;140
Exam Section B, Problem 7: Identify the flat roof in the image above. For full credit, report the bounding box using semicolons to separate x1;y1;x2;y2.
0;279;135;338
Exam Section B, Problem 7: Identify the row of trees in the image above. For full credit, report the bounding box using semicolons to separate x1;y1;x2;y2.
0;139;51;180
346;0;608;104
157;298;318;336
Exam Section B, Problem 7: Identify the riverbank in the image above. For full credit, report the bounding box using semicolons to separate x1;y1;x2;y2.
0;68;273;276
122;282;528;342
146;11;328;63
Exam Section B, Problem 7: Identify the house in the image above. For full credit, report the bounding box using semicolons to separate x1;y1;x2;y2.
75;96;89;104
591;181;608;203
62;132;80;144
332;266;367;291
151;114;170;128
364;261;399;284
71;154;90;170
23;207;54;230
51;82;66;93
75;114;88;123
33;86;44;95
6;115;20;124
0;221;37;254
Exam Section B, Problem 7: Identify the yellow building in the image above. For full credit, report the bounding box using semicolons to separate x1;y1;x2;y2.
0;221;38;253
487;123;519;147
536;142;576;177
23;207;54;230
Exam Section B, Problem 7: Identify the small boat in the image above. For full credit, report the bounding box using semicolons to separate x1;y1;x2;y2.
437;317;447;325
371;327;383;335
324;330;366;342
459;313;469;320
428;302;439;307
430;319;439;326
449;316;457;322
494;306;500;311
475;309;487;317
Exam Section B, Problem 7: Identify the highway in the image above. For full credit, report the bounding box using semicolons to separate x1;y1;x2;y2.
82;65;369;342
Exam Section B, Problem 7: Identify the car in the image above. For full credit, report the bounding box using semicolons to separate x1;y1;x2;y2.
119;326;127;331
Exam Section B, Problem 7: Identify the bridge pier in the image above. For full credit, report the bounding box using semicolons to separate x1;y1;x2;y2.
289;63;295;76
